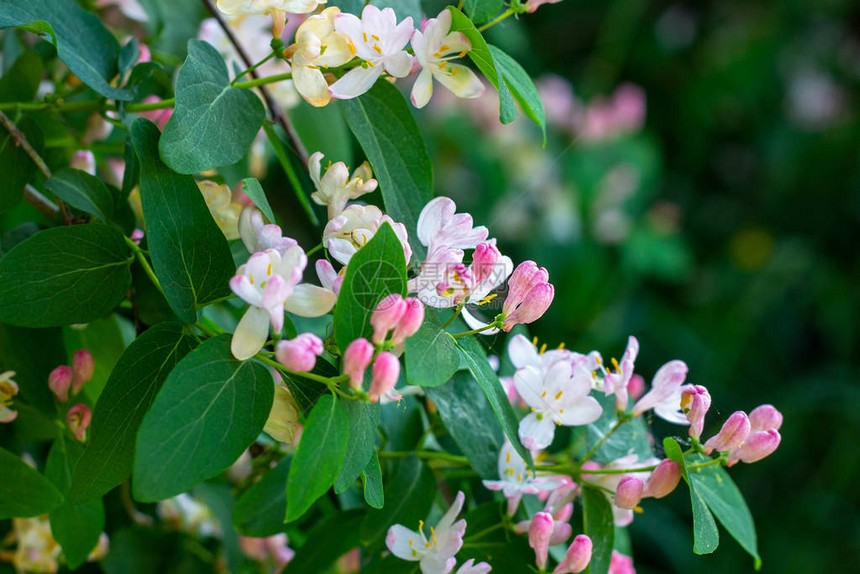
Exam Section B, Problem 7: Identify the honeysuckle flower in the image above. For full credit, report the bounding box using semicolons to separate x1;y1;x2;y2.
416;196;489;255
158;493;221;538
216;0;323;38
482;441;560;515
230;246;336;360
528;512;554;570
316;259;343;295
500;261;555;331
725;404;782;466
309;151;377;219
238;206;297;254
514;361;602;450
239;534;295;573
630;360;690;424
507;335;602;381
95;0;149;21
702;411;750;454
263;384;301;444
410;10;484;109
72;349;95;394
344;338;374;390
680;385;711;439
329;5;414;100
642;459;680;499
7;517;62;573
525;0;564;14
514;497;573;549
455;559;492;573
369;352;400;402
323;204;411;265
553;535;592;574
49;366;72;402
198;181;242;240
582;455;660;526
66;404;91;441
386;491;467;574
0;371;19;423
292;8;356;106
371;294;409;343
424;242;513;311
275;333;323;372
614;476;644;509
70;150;96;175
607;551;636;574
603;336;638;410
391;297;425;345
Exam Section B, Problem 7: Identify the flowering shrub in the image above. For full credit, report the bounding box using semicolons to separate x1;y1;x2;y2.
0;1;781;573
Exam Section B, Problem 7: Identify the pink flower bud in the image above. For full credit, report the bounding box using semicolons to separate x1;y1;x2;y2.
70;150;96;175
390;297;425;345
470;242;501;284
748;404;782;432
608;550;636;574
643;459;680;499
528;512;554;570
504;261;548;313
275;333;323;373
553;534;592;574
504;282;555;330
138;43;151;64
66;404;91;441
703;411;750;454
627;374;645;400
368;352;400;402
614;476;644;509
49;365;73;402
72;350;95;394
680;385;711;439
729;429;781;466
370;294;407;343
130;228;144;245
344;338;374;391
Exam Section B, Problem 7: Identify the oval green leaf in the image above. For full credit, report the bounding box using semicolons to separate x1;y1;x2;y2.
405;310;459;388
0;446;64;519
44;168;115;223
582;484;615;574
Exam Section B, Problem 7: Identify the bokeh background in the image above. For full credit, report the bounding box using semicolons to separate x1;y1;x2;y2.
416;0;860;571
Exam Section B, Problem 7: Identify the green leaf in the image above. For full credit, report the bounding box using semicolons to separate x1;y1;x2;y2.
44;168;114;222
405;310;459;387
132;118;234;323
664;437;719;555
371;0;422;21
118;37;139;77
0;50;43;104
0;115;43;214
455;335;534;469
447;6;517;124
333;222;407;350
288;97;353;167
585;393;653;463
286;394;350;522
341;81;434;256
463;0;504;24
283;510;366;574
0;0;130;100
359;455;435;549
133;336;273;502
241;178;276;224
582;485;615;574
62;315;129;403
159;39;266;173
488;45;547;143
0;224;132;327
334;401;380;493
688;454;760;567
425;371;503;479
0;323;63;415
281;371;329;416
0;446;64;519
361;451;384;509
232;456;290;537
69;322;196;503
45;436;105;569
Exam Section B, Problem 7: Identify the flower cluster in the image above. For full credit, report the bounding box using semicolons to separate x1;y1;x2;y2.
47;350;95;441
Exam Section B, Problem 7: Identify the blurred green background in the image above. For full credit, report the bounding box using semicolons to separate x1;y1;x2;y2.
417;0;859;571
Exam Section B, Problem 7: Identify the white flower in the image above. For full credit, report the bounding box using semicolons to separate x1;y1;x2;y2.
410;10;484;108
482;441;559;515
329;5;414;100
216;0;324;38
515;361;603;450
291;8;357;107
631;360;689;424
323;204;411;265
308;151;377;219
386;491;467;574
0;371;19;423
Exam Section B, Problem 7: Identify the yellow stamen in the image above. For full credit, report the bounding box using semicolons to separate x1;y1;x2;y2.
506;452;511;463
611;357;620;373
541;391;547;398
440;44;450;52
634;506;644;513
249;273;254;285
555;390;563;400
517;473;522;482
539;343;547;355
363;32;367;42
559;409;564;414
371;34;380;41
438;61;448;69
557;342;566;350
267;263;272;276
372;44;382;54
348;44;357;55
457;49;468;58
418;520;424;532
531;407;537;412
451;69;461;76
555;420;562;426
477;293;497;305
532;336;539;346
430;526;437;546
595;356;603;365
366;60;376;67
433;52;444;59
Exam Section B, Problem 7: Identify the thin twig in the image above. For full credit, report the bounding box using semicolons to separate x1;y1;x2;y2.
201;0;309;165
23;184;60;219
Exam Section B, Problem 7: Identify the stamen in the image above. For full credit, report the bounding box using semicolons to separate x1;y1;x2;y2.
249;273;254;285
506;452;511;463
372;44;382;54
517;473;522;482
557;342;565;350
532;336;539;346
595;356;603;365
541;391;546;398
418;520;424;532
559;409;564;413
371;34;380;41
440;44;450;51
539;343;547;355
349;44;356;55
451;69;461;76
267;263;272;276
555;390;563;400
430;526;437;546
366;60;376;67
363;32;367;42
438;61;448;69
611;357;620;373
457;49;468;58
477;293;497;305
433;52;444;59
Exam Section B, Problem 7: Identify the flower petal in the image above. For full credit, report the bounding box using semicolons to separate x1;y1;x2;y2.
329;65;383;99
284;284;337;317
435;64;485;100
231;307;271;360
411;69;434;108
518;411;556;450
385;525;424;561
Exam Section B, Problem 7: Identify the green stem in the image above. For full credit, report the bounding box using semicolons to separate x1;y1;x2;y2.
441;303;465;330
378;450;470;466
261;121;319;226
234;72;292;90
687;458;724;471
125;235;165;297
305;243;324;256
450;322;499;338
198;316;226;336
579;418;627;465
231;52;276;85
457;0;465;9
477;8;514;32
464;522;505;542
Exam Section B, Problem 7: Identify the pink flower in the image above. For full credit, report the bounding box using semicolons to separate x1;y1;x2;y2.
371;294;408;343
525;0;563;13
67;404;92;441
608;551;636;574
138;96;173;130
528;512;554;570
631;360;689;424
343;338;374;391
614;476;644;509
702;411;750;454
49;366;73;402
72;349;95;394
369;352;400;402
501;261;554;331
553;534;592;574
386;491;467;573
70;150;96;175
275;333;323;372
642;459;680;499
726;405;782;466
391;297;425;345
603;336;638;410
681;385;711;439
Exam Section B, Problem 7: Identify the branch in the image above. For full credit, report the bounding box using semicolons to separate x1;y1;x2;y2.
201;0;309;165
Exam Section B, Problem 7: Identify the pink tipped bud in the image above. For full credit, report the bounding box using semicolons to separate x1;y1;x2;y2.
528;512;554;570
643;459;680;499
608;551;636;574
553;534;592;574
503;282;554;331
275;333;323;373
730;429;781;466
627;374;645;400
137;43;151;64
344;338;374;391
370;294;407;343
748;404;782;432
368;352;400;402
70;150;96;175
703;411;750;454
130;228;144;245
390;297;425;345
470;242;501;284
66;404;91;441
614;476;644;509
504;261;548;311
72;350;95;394
49;365;73;402
680;385;711;439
